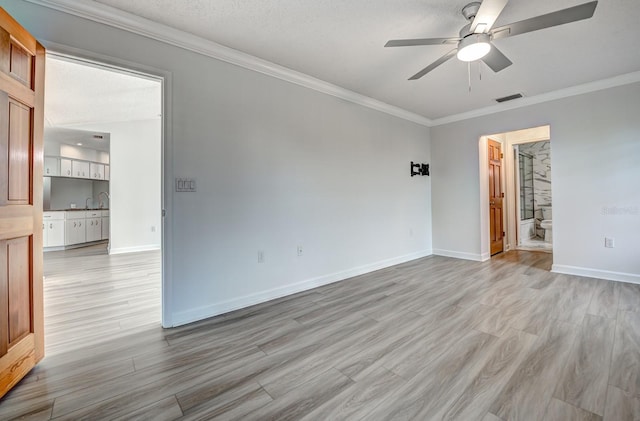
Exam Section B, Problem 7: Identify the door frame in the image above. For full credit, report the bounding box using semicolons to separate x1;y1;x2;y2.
478;125;550;260
41;41;174;327
504;130;551;251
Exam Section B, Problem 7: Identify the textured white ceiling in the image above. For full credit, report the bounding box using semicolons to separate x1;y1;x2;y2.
44;127;110;151
91;0;640;119
44;55;161;127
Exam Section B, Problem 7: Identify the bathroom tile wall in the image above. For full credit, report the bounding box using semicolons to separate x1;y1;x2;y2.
520;141;552;238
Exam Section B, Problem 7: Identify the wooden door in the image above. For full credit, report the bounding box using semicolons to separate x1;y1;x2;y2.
488;139;504;256
0;7;45;398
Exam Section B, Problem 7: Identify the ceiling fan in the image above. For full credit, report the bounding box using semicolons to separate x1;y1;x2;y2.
385;0;598;80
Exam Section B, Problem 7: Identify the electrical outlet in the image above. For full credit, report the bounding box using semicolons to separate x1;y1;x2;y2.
297;245;303;256
409;228;414;237
258;250;264;263
605;237;615;248
151;226;156;232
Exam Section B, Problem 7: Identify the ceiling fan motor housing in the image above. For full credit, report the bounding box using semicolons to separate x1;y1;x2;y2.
462;2;482;21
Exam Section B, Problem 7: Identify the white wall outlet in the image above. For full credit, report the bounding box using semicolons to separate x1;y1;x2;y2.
258;250;264;263
297;245;303;256
151;226;156;232
409;228;414;237
605;237;615;248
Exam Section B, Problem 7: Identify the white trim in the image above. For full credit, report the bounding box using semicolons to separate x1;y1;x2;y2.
24;0;431;127
432;249;485;262
552;264;640;285
42;41;174;328
431;71;640;126
109;244;161;255
171;249;432;327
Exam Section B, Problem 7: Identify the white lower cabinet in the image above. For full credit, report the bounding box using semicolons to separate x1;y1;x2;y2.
44;210;110;249
64;211;86;245
101;211;110;240
43;212;65;247
86;211;102;242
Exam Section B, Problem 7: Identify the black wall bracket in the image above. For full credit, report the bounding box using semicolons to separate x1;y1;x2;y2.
411;161;429;177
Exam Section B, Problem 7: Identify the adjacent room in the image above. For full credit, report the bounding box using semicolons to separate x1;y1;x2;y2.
0;0;639;420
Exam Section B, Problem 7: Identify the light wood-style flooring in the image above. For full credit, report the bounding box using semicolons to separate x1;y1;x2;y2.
1;248;639;420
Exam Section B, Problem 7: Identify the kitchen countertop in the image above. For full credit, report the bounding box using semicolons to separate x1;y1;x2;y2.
45;208;109;211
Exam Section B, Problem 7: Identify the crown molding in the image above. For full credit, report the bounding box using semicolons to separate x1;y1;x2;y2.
23;0;432;127
430;70;640;127
21;0;640;129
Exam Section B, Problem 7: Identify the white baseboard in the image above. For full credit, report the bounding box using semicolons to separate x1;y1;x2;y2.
171;249;433;327
432;249;485;262
552;264;640;285
109;244;161;254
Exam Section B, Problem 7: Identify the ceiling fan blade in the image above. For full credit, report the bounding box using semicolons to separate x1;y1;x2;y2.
408;49;457;80
385;38;459;47
482;45;513;72
470;0;509;33
491;1;598;40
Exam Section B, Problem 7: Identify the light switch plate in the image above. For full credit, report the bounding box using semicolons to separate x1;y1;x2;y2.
176;178;197;192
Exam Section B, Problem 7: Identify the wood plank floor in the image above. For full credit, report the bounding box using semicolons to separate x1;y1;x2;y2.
1;248;639;420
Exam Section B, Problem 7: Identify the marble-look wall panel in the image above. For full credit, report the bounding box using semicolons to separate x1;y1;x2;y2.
520;141;552;238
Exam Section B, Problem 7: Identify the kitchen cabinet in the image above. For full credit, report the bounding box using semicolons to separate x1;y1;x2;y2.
101;211;110;240
104;165;110;181
72;160;90;178
64;211;86;245
44;211;109;250
43;212;65;247
86;211;102;242
90;162;104;180
44;157;59;176
60;158;72;177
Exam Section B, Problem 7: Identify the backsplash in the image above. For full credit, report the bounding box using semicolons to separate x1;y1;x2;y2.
47;178;109;210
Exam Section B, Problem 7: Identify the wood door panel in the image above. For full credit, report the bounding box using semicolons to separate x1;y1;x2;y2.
0;333;35;394
9;40;32;87
8;98;31;203
488;139;504;256
0;91;6;205
8;236;31;345
0;242;6;356
0;6;44;399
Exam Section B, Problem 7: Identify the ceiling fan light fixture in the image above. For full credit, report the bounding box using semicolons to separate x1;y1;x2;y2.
457;33;491;62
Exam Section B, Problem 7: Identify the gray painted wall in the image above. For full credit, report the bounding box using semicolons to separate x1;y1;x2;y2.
431;83;640;281
2;1;432;325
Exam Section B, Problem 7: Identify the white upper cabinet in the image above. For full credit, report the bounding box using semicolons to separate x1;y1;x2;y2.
90;162;105;180
44;157;59;176
60;158;72;177
72;160;90;179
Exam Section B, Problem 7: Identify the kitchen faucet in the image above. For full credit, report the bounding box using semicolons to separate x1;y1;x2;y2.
85;197;92;209
98;191;110;209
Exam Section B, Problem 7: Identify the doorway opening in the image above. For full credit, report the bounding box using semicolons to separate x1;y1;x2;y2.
42;53;165;355
478;125;551;260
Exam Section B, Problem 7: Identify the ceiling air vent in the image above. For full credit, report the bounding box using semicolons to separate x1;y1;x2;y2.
495;93;523;103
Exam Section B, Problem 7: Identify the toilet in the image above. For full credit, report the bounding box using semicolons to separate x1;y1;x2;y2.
540;207;552;243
